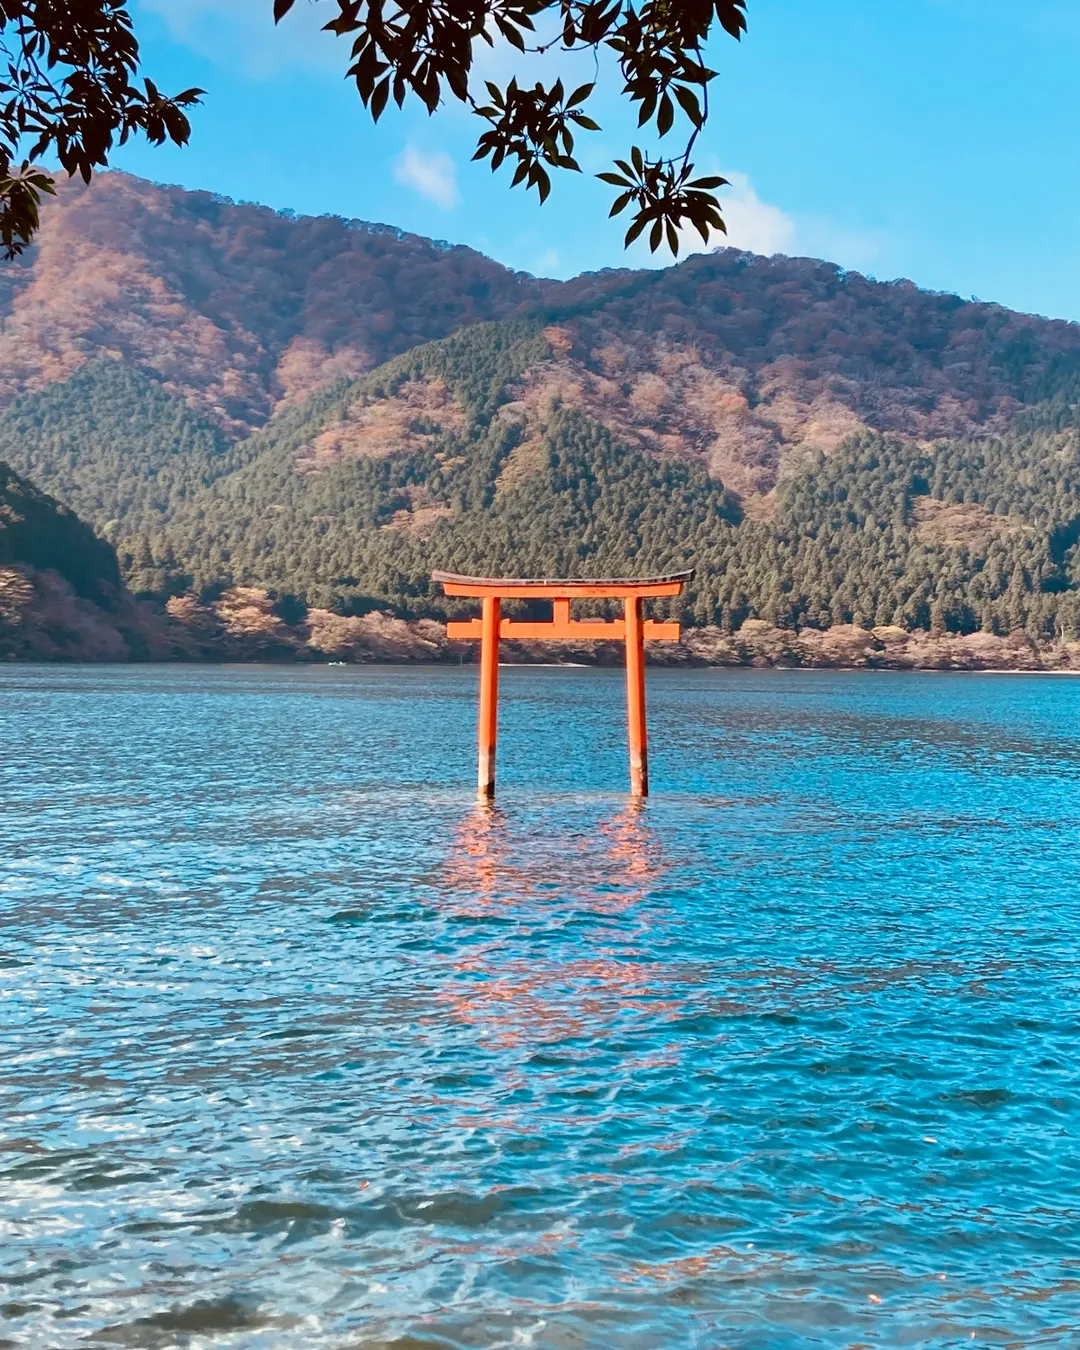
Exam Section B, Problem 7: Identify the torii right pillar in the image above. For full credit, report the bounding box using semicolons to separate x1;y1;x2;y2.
623;594;649;796
434;570;694;799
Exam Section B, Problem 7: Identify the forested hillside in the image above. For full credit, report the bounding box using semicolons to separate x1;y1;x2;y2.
140;324;1080;640
0;172;542;433
5;172;1080;655
0;361;230;532
0;462;120;598
6;315;1080;643
0;461;141;661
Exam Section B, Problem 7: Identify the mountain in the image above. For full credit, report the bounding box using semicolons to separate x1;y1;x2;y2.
5;172;1078;463
0;461;120;596
0;460;138;660
115;314;1080;640
5;171;1080;658
0;171;543;435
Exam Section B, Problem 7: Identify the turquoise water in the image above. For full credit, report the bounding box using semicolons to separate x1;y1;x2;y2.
3;664;1080;1349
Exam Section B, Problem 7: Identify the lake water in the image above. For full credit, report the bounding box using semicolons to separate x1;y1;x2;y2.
3;664;1080;1349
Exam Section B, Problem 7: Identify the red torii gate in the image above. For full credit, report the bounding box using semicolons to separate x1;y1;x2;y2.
433;569;693;799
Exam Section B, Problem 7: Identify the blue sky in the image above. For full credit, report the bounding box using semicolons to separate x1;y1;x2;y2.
116;0;1080;321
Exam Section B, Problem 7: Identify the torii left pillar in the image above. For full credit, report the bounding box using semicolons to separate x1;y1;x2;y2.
433;570;693;799
477;595;501;798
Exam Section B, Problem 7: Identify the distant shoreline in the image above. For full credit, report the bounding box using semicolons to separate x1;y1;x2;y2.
9;658;1080;679
5;567;1079;673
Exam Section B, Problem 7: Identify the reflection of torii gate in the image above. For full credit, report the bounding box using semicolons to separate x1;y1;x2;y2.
433;570;693;799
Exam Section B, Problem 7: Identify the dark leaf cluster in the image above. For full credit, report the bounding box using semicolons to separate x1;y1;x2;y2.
599;147;724;252
0;1;201;257
275;0;748;253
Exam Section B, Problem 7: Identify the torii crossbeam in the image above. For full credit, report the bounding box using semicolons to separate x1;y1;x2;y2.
433;569;693;799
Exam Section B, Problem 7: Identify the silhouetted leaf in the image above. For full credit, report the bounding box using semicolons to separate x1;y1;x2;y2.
0;0;750;256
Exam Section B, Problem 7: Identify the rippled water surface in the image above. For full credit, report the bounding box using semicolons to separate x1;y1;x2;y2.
3;664;1080;1349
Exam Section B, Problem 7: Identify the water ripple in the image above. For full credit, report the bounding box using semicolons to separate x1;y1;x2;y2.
2;665;1080;1347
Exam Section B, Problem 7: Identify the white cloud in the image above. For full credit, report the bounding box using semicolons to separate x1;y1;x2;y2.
393;147;461;210
796;218;883;274
624;169;796;268
137;0;341;76
715;171;797;255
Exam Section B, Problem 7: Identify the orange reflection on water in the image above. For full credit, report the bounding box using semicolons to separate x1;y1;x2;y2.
448;953;685;1051
615;1243;797;1287
441;799;665;917
437;800;688;1066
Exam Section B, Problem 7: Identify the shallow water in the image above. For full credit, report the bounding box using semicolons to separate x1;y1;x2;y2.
3;664;1080;1349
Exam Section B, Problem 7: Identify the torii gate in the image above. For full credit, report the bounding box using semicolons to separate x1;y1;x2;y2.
433;569;693;799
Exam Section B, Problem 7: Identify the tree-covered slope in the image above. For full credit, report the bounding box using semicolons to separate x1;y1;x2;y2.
0;171;543;433
5;182;1080;647
118;319;734;613
721;410;1080;638
520;249;1080;506
0;360;232;536
66;315;1080;643
0;461;120;598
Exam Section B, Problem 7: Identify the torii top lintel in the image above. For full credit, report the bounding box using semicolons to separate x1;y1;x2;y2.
433;569;693;642
433;569;692;599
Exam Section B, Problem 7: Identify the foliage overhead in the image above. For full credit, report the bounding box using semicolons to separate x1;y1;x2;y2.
0;0;747;259
274;0;744;253
0;1;201;257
